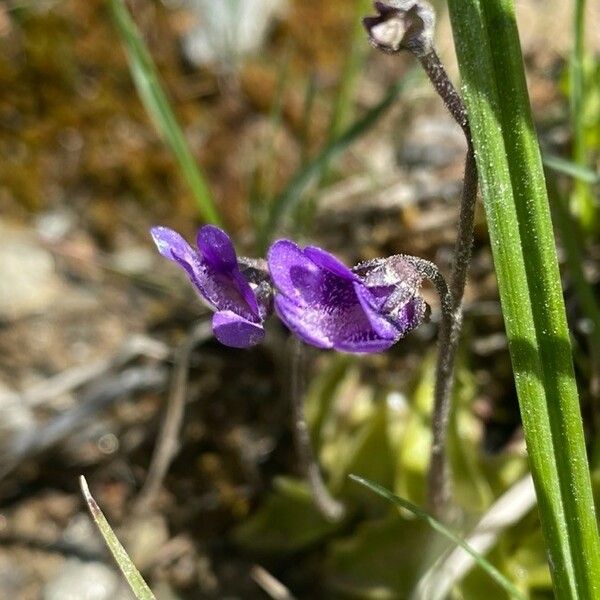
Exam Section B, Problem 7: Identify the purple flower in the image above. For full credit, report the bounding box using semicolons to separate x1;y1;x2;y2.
268;240;427;353
151;225;271;348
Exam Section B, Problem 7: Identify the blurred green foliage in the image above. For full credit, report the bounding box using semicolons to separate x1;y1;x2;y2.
234;353;546;598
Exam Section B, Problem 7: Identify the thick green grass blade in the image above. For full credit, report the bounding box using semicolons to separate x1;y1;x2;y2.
479;1;600;597
447;0;600;597
257;69;420;251
80;476;155;600
108;0;221;225
349;475;526;600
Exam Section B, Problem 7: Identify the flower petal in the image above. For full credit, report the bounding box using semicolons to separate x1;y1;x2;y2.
152;227;259;321
151;226;196;263
198;268;260;321
274;295;333;349
304;246;357;281
389;296;428;334
230;270;261;319
274;286;398;353
269;239;427;353
151;226;213;300
268;240;321;305
196;225;238;270
353;282;404;340
212;310;265;348
197;226;260;318
336;331;398;353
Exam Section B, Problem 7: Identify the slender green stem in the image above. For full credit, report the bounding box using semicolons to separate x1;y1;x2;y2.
447;0;600;597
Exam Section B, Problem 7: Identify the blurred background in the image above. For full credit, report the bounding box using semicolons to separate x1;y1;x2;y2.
0;0;599;598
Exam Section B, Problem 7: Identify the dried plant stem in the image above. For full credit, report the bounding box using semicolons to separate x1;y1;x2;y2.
134;321;212;514
420;50;478;517
289;338;345;521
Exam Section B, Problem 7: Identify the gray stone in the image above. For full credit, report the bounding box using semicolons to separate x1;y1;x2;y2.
43;559;134;600
182;0;286;73
0;222;62;321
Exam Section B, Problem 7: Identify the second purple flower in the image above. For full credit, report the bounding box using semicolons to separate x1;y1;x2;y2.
268;240;427;353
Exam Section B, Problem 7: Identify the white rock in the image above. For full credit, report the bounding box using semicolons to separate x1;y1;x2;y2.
0;381;35;453
182;0;286;73
0;222;62;321
43;559;132;600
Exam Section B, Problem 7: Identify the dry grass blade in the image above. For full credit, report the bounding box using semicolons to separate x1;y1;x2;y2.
134;321;212;514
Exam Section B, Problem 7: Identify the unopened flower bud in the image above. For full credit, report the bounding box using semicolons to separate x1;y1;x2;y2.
363;1;435;57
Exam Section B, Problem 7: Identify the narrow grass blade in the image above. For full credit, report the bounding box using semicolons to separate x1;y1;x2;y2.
548;175;600;358
349;475;526;600
414;475;536;600
543;154;600;185
80;476;156;600
108;0;221;225
262;45;293;210
257;69;420;250
299;73;318;167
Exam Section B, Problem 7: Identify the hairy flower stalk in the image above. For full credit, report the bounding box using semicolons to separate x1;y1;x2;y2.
364;0;478;517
